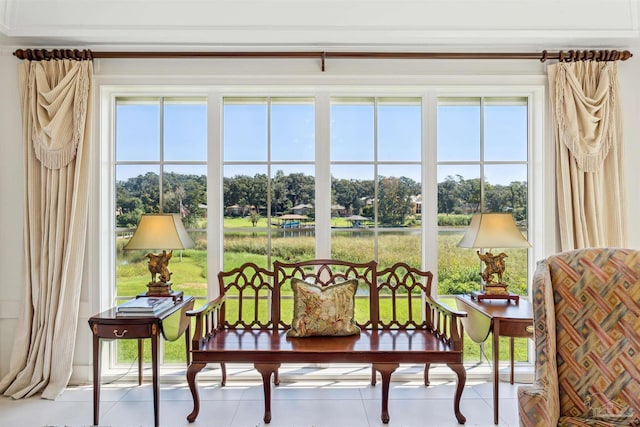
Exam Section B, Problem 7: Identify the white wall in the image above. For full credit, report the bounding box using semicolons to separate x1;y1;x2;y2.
0;50;23;375
618;41;640;247
1;48;639;384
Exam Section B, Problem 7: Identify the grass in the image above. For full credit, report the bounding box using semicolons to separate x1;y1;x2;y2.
115;227;530;365
117;249;208;297
223;217;272;228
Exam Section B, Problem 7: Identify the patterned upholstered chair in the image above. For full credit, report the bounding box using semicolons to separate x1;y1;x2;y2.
518;248;640;427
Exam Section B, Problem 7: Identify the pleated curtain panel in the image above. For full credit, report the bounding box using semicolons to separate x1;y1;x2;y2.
0;59;93;399
548;61;627;250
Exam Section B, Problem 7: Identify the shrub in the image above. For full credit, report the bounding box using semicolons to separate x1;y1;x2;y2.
195;238;207;250
437;214;471;227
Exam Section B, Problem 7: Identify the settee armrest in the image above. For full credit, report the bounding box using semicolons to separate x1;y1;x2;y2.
187;295;226;350
425;296;467;351
518;384;559;427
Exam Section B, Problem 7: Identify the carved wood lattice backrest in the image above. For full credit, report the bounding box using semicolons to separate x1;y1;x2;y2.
217;260;437;332
273;259;378;329
217;262;275;329
377;262;433;329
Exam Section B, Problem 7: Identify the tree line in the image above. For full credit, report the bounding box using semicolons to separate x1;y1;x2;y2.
116;171;526;228
438;174;527;224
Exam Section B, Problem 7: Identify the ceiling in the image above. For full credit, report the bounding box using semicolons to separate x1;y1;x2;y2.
1;0;639;51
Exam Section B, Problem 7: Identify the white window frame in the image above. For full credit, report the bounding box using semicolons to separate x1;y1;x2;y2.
95;80;549;372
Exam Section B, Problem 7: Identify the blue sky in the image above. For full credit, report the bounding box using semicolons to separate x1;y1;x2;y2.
116;98;527;185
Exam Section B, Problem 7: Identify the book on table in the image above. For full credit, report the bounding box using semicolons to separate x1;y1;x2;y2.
116;297;174;317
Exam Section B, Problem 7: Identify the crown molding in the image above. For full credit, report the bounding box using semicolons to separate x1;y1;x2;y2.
1;0;638;49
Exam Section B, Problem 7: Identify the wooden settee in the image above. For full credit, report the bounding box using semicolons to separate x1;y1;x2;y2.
186;259;468;425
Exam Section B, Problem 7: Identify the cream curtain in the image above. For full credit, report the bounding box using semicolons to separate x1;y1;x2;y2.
0;59;92;399
548;61;626;250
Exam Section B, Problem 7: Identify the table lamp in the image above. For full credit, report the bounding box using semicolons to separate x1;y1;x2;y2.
457;213;531;302
124;213;195;297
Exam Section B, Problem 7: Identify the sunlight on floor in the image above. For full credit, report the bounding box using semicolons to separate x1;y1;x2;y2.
0;375;523;427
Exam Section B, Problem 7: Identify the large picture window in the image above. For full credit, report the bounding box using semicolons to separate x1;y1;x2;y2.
107;89;536;368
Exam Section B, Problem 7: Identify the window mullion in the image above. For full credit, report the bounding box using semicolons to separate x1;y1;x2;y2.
159;97;165;213
479;96;485;212
423;91;438;292
267;97;273;266
373;97;379;259
315;94;331;259
208;91;223;299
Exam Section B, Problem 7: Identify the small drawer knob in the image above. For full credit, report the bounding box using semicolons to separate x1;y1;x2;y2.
525;325;534;334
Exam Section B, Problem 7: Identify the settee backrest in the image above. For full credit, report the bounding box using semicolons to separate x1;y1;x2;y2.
217;260;436;332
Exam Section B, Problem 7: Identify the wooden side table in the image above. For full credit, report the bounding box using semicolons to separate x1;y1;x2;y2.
455;294;534;425
88;296;194;427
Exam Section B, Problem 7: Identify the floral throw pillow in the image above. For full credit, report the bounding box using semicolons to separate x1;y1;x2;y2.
287;277;360;337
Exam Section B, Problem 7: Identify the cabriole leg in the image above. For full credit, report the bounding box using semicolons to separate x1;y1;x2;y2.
373;363;399;424
424;362;431;386
255;363;281;424
447;362;467;424
220;362;227;386
186;362;207;423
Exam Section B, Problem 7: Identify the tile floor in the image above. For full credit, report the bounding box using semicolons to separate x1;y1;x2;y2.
0;370;524;427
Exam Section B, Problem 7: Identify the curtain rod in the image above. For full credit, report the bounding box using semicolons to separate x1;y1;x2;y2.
13;48;633;71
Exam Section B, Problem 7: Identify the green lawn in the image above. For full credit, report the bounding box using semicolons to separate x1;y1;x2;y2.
115;225;529;365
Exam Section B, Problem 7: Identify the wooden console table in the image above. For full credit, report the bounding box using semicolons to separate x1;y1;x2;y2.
455;294;533;425
88;296;194;427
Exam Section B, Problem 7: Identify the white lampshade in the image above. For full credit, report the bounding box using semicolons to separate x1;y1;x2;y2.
457;213;531;249
124;213;195;250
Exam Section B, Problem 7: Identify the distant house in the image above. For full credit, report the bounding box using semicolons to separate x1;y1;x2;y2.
225;204;242;216
225;204;256;216
411;194;422;215
198;203;208;218
331;204;348;217
292;203;314;215
360;196;374;207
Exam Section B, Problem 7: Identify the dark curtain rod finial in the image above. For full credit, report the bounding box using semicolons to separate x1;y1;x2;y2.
13;49;93;61
559;49;633;62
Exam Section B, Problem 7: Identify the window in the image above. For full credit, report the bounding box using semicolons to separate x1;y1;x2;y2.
330;97;422;267
221;96;422;270
106;87;538;368
436;97;529;296
436;96;530;363
114;96;208;363
222;97;316;270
